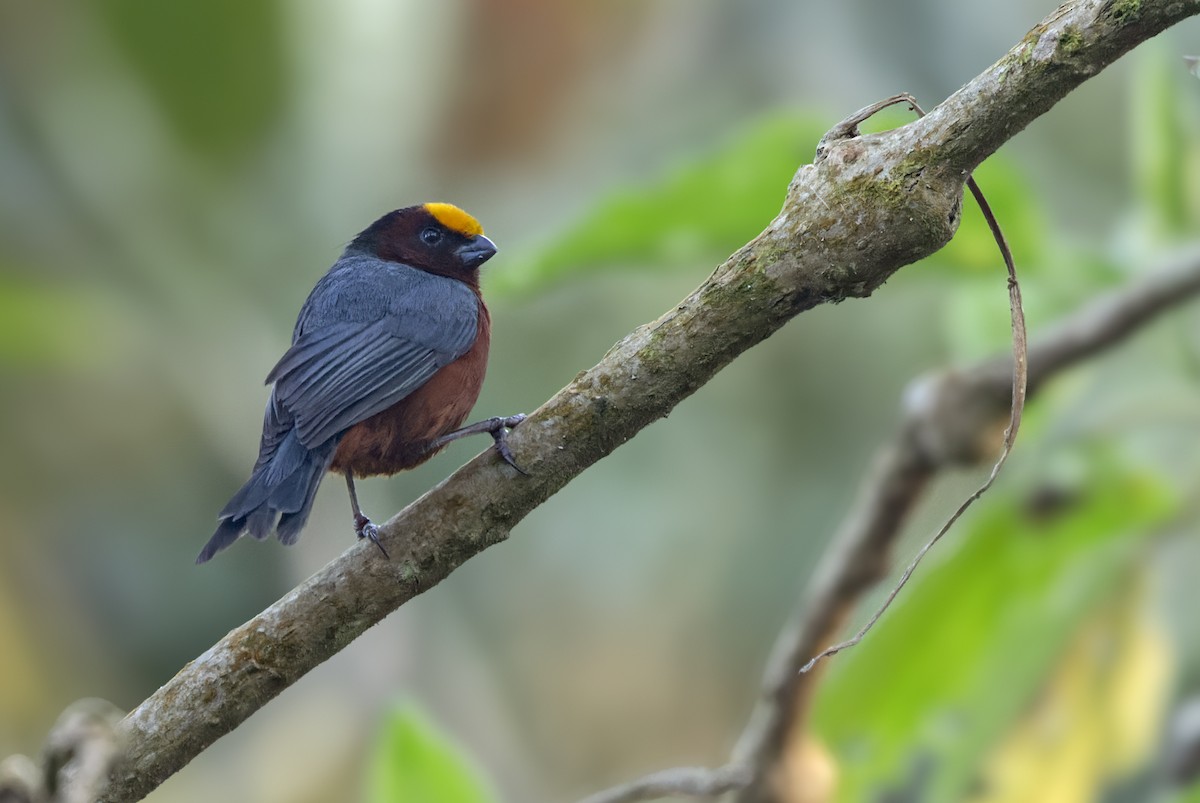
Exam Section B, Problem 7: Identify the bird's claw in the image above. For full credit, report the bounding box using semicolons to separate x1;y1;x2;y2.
490;414;529;476
354;514;390;559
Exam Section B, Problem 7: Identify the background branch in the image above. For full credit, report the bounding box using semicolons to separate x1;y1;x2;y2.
0;699;124;803
99;1;1200;800
576;765;751;803
727;245;1200;803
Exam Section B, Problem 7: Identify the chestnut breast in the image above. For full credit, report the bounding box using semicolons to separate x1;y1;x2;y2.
331;301;491;477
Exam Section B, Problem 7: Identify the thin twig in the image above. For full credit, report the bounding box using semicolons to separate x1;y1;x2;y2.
575;764;750;803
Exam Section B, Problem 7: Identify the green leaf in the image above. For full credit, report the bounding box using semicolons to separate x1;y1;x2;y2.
811;453;1175;803
366;704;497;803
493;114;829;295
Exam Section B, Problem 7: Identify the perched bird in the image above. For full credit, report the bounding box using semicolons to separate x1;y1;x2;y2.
197;203;524;564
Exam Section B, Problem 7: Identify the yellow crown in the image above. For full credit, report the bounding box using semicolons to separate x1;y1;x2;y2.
424;203;484;237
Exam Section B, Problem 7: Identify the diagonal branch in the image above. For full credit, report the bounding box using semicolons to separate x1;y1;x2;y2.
101;1;1200;800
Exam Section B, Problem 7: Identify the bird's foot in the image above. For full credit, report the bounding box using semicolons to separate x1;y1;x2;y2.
429;413;529;474
488;414;528;475
354;514;390;559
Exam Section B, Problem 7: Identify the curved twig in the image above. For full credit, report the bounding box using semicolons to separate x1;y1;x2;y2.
799;106;1029;673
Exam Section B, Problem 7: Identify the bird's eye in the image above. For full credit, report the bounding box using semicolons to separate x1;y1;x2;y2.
420;227;443;246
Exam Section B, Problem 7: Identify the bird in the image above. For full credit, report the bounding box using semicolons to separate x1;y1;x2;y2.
197;203;525;564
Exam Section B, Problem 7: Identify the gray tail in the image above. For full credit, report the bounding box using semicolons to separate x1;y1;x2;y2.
197;431;337;564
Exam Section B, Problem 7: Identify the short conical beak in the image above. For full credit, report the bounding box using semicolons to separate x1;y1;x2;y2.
457;235;497;269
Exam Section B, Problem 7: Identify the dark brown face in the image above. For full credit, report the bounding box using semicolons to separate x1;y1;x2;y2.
349;205;497;283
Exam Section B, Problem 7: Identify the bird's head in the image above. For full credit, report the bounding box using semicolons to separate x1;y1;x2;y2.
349;203;497;282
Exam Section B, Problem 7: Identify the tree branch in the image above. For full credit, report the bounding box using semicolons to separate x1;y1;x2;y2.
101;0;1200;799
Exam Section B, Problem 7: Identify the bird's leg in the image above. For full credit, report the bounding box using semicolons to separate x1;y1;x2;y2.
429;414;528;475
344;470;389;559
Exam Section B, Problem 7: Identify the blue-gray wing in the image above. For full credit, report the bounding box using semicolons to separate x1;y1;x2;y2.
265;260;479;448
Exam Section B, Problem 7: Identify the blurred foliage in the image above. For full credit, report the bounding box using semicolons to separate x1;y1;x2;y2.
94;0;287;164
810;455;1175;802
965;570;1171;803
1130;44;1200;243
494;115;827;295
501;112;1047;297
366;705;496;803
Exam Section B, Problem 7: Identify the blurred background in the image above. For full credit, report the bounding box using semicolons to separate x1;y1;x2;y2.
1;1;1200;801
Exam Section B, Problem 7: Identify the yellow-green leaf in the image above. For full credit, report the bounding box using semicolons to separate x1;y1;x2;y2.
366;704;497;803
